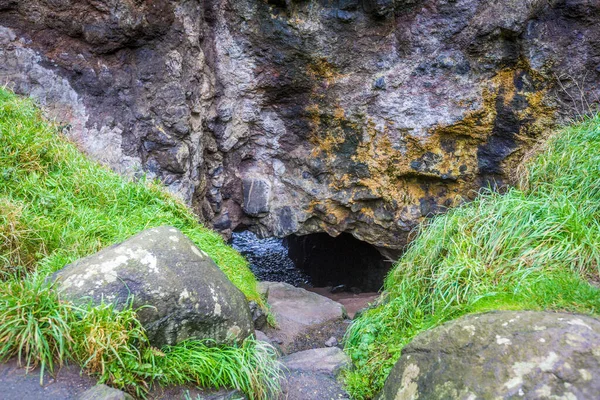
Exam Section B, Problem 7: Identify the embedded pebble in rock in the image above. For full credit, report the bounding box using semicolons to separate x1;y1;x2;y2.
325;337;338;347
231;231;310;286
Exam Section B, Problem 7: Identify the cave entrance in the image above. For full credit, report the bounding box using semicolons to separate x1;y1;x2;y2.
285;232;389;293
231;231;390;293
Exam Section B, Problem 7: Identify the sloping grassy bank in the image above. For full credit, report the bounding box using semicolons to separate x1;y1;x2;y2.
344;115;600;399
0;89;280;398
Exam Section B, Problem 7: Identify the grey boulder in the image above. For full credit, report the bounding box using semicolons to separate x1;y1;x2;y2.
258;282;346;352
378;311;600;400
281;347;351;376
52;226;253;347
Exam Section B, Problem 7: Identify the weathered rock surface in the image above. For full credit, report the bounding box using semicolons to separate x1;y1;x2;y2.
52;226;253;347
258;281;346;352
1;1;600;253
378;311;600;400
279;370;350;400
77;385;133;400
281;347;351;376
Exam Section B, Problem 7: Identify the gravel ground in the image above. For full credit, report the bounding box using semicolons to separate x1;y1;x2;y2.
230;231;311;286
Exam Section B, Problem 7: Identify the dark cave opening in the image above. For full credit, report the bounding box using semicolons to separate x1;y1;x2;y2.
231;230;391;292
284;232;390;293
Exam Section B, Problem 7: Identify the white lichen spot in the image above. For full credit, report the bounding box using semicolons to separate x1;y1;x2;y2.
539;352;559;372
504;362;536;390
179;288;190;303
518;388;525;396
579;369;592;381
98;254;129;283
564;382;572;389
466;394;476;400
539;338;546;343
169;235;180;242
496;335;512;345
533;325;546;331
214;302;222;316
565;333;586;346
535;385;552;397
140;252;159;274
463;325;476;336
568;318;592;330
169;228;178;233
394;363;420;400
502;322;509;327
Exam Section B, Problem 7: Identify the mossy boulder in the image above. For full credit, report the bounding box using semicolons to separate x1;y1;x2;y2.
52;226;253;347
378;311;600;400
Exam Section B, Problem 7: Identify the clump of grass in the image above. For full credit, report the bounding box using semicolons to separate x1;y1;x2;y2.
158;339;282;400
0;275;73;383
0;198;46;278
0;88;260;304
344;115;600;399
0;277;281;399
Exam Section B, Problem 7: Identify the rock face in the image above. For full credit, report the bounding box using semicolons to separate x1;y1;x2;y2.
52;226;253;347
258;281;346;351
378;311;600;400
1;1;600;253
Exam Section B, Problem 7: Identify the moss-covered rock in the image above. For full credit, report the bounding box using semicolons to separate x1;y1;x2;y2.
378;311;600;400
52;226;253;347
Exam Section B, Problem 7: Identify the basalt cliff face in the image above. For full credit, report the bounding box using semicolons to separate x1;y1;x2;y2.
1;0;599;254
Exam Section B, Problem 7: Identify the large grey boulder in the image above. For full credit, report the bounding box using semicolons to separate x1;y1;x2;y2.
52;226;253;347
378;311;600;400
258;282;346;352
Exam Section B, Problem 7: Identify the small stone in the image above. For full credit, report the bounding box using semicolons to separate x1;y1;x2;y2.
77;384;133;400
255;330;270;343
325;336;338;347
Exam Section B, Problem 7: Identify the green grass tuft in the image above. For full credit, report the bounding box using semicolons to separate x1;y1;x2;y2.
0;89;282;398
344;115;600;399
0;88;260;303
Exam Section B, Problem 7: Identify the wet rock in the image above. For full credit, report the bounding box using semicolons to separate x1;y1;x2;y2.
52;227;253;347
77;385;133;400
259;282;346;352
378;311;600;400
281;347;350;376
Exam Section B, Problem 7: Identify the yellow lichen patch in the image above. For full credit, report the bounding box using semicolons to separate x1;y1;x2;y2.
307;58;339;85
345;62;556;226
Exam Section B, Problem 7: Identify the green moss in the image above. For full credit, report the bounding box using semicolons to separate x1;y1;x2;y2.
344;114;600;399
